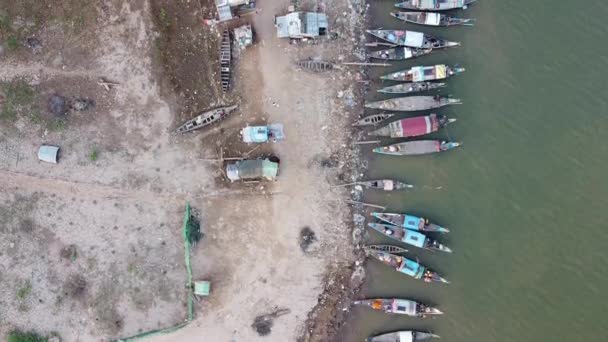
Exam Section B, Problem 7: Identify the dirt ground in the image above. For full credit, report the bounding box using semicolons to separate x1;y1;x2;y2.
0;0;366;341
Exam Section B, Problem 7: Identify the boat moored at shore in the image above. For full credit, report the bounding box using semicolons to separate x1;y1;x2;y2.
368;223;453;253
353;298;444;317
369;47;433;61
377;82;446;94
367;331;440;342
366;29;460;49
373;140;461;156
359;179;414;191
371;213;449;233
366;250;449;283
365;96;462;111
380;64;465;82
368;114;456;138
391;11;476;26
395;0;477;11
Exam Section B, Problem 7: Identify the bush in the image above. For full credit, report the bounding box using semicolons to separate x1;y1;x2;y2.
7;330;47;342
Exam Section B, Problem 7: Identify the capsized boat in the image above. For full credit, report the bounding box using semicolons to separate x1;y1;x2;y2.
353;298;443;317
368;113;456;138
391;11;475;26
352;113;395;127
359;179;414;191
176;105;237;133
368;223;453;253
366;250;449;283
373;140;461;156
377;82;446;94
371;212;449;233
369;47;433;61
367;331;440;342
380;64;465;82
366;29;460;49
395;0;477;11
365;96;461;111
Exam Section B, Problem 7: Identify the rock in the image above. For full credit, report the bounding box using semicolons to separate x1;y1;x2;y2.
49;95;68;116
26;37;42;52
72;98;95;111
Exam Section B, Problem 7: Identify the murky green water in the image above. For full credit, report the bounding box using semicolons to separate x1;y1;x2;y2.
343;1;608;341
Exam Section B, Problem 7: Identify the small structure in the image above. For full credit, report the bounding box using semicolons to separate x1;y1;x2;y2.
233;25;253;51
194;280;211;297
241;124;285;143
275;12;328;39
226;158;279;182
215;0;255;21
38;145;60;163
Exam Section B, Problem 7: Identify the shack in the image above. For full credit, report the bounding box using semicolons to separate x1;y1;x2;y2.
226;158;279;182
215;0;256;21
275;12;328;39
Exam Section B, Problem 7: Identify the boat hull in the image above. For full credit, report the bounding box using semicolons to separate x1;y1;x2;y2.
367;251;449;283
372;140;461;156
176;105;237;133
380;65;464;82
377;82;446;94
395;0;477;10
367;223;452;253
361;179;413;191
366;29;460;49
368;331;440;342
391;12;475;26
368;114;454;138
371;213;450;233
353;113;395;127
369;47;433;61
365;96;461;111
353;298;443;316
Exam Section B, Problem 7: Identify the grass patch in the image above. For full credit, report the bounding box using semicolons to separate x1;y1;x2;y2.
88;148;99;162
47;118;66;132
0;15;11;32
1;79;34;121
7;330;48;342
159;8;170;29
16;280;32;300
6;35;19;50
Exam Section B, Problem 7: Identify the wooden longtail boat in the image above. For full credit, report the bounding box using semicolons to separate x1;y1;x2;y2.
354;298;444;316
370;213;449;233
380;64;465;82
367;223;453;253
368;114;456;138
391;11;475;26
366;250;449;284
352;113;395;127
367;331;440;342
359;179;414;191
377;82;446;94
366;244;408;254
373;140;461;156
366;29;460;49
369;47;432;61
296;59;335;72
365;96;461;111
176;105;237;133
395;0;477;11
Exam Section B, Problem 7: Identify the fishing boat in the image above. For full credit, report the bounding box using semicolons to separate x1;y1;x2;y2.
366;244;408;254
365;96;461;111
373;140;461;156
395;0;477;11
359;179;414;191
352;113;395;127
377;82;446;94
371;213;449;233
353;298;443;317
380;64;465;82
366;29;460;49
366;250;449;283
368;223;453;253
368;113;456;138
369;47;432;61
176;105;238;133
367;331;440;342
391;12;475;26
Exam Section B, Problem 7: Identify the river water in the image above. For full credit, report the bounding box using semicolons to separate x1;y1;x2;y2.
342;1;608;341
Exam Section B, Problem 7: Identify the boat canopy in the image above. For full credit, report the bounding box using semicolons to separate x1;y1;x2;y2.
226;159;279;181
399;258;421;277
275;12;328;39
383;180;395;190
404;31;424;47
402;230;425;247
399;331;414;342
241;124;285;143
389;115;435;137
404;214;423;230
425;12;441;25
38;145;60;163
413;0;464;8
393;299;417;316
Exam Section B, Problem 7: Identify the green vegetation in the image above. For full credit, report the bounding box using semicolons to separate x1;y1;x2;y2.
159;8;170;29
7;330;48;342
16;280;32;300
1;79;34;120
0;15;11;32
6;35;19;50
88;148;99;162
47;118;66;132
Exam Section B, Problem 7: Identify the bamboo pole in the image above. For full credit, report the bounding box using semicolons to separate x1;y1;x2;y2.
353;140;380;145
345;200;386;210
342;62;392;67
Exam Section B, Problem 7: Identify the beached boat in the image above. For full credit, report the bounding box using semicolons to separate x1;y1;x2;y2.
359;179;414;191
368;114;456;138
380;64;465;82
352;113;395;127
391;11;475;26
371;213;449;233
373;140;461;156
366;29;460;49
366;244;408;254
365;96;461;111
369;47;432;61
377;82;446;94
367;331;440;342
368;223;453;253
353;298;443;317
366;250;449;283
296;59;335;72
395;0;477;11
176;105;237;133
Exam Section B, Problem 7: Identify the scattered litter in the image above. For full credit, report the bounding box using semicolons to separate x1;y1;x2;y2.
251;308;291;336
72;98;95;111
25;37;42;52
98;78;119;91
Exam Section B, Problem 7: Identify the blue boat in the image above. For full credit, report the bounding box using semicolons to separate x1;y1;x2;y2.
371;212;449;233
368;223;452;253
366;250;449;284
